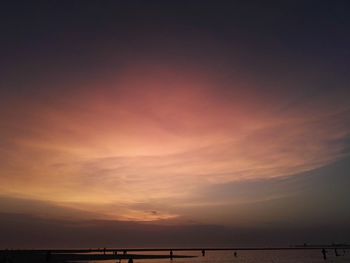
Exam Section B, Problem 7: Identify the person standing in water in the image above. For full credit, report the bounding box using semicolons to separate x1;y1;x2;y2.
201;250;205;256
334;248;340;256
321;248;327;260
46;251;51;262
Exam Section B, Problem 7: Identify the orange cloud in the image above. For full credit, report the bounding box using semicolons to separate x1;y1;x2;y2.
0;64;349;222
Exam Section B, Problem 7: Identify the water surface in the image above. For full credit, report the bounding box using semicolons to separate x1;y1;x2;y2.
88;250;350;263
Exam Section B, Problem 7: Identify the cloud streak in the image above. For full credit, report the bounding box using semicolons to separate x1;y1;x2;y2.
0;60;349;224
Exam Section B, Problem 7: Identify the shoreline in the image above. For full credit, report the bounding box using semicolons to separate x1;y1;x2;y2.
0;251;196;263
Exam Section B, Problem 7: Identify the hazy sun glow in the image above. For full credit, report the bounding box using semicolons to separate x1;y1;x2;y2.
1;61;349;223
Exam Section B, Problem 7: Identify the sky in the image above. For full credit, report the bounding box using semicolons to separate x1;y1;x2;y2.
0;1;350;248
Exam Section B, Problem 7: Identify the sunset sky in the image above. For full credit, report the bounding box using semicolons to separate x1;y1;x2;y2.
1;1;350;248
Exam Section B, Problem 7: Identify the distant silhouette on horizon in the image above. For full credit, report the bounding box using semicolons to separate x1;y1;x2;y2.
335;248;339;257
45;251;51;262
322;248;327;260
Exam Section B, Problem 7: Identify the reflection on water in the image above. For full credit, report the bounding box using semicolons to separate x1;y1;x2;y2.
88;250;350;263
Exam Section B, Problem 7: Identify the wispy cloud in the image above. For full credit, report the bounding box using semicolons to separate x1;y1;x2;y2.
0;65;349;223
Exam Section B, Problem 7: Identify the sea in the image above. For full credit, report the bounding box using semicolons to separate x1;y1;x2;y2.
89;249;350;263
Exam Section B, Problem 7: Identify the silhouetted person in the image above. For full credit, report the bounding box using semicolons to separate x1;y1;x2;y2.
46;251;51;262
104;247;106;255
170;250;173;260
128;257;133;263
202;249;205;256
234;251;237;257
321;248;327;260
124;250;127;255
335;248;339;257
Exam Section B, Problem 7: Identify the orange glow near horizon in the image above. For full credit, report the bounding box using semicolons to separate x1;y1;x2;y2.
0;62;349;223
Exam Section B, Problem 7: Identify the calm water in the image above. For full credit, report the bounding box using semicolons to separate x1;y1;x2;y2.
88;250;350;263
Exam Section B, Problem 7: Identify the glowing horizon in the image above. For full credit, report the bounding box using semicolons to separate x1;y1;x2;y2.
1;3;350;250
1;60;349;223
